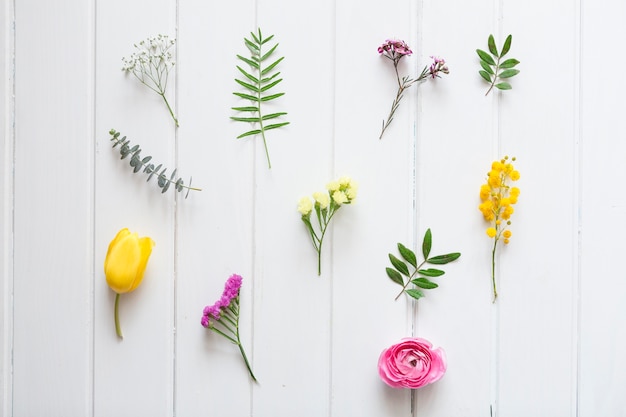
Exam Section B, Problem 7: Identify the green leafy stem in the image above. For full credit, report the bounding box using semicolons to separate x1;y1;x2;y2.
109;129;201;198
477;34;520;96
207;298;257;382
232;28;290;169
386;229;461;301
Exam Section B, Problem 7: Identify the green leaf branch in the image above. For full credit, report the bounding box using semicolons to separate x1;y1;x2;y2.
109;129;201;198
477;34;520;96
386;229;461;301
231;28;289;169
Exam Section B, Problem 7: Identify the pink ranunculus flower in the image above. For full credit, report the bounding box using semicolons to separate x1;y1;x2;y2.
378;337;446;389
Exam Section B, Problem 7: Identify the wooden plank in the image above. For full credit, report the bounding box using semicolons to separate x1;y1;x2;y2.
332;0;415;415
579;0;626;415
11;1;94;415
174;0;256;415
93;1;177;416
0;0;13;415
249;0;335;415
497;1;578;415
416;0;495;415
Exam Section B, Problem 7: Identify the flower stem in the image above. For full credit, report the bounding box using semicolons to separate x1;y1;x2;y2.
491;238;498;302
114;293;123;339
160;93;179;127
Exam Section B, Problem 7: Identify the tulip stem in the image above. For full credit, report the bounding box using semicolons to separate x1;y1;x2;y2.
114;293;124;339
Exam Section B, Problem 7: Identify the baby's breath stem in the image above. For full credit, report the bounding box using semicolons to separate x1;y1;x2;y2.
160;93;179;127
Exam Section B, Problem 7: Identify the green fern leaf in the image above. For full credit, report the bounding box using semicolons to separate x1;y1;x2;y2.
232;28;289;169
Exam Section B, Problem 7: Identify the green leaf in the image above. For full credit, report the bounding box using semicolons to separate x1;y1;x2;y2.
261;92;285;101
233;92;259;102
236;54;259;69
147;164;162;182
499;58;520;69
389;254;410;276
232;106;259;112
427;252;461;264
397;243;417;268
250;31;260;45
261;112;287;121
412;278;439;290
260;78;283;92
261;33;274;45
386;268;404;286
480;60;494;74
501;34;512;57
498;69;520;78
261;56;285;76
422;229;432;260
236;66;259;83
236;129;262;138
264;122;289;130
235;78;260;92
479;70;492;83
244;38;259;51
417;268;445;277
476;49;495;66
488;34;498;56
260;43;278;61
495;82;512;90
231;116;261;122
406;289;424;300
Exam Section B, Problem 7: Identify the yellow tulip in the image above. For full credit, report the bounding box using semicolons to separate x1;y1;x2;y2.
104;228;155;339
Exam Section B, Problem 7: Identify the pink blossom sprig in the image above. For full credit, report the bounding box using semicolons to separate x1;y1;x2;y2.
378;39;449;139
201;274;257;382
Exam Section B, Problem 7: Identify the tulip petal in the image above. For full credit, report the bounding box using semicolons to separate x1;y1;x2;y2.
104;229;154;294
128;237;155;292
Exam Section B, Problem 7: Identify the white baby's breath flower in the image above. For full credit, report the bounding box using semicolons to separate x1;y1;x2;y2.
122;34;179;127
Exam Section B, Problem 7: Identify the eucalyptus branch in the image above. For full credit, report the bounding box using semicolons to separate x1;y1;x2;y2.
109;129;201;198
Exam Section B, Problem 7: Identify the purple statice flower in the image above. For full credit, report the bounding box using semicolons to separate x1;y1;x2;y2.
429;56;449;78
201;273;243;328
200;273;256;381
378;39;413;64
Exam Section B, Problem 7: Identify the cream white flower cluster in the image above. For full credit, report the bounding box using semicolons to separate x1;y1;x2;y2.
298;176;358;275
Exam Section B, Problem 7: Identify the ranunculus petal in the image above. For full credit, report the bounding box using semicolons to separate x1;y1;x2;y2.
378;337;446;389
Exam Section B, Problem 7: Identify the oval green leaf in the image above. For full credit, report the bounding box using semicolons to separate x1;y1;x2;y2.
417;268;445;277
476;49;495;66
499;58;520;69
498;69;520;78
501;34;512;56
488;34;498;56
398;243;417;268
386;267;404;286
389;254;410;276
480;60;494;74
495;82;512;90
406;289;424;300
479;70;492;83
422;229;432;260
412;278;439;290
427;252;461;265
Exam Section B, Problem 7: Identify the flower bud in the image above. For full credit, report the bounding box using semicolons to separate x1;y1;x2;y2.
104;228;155;294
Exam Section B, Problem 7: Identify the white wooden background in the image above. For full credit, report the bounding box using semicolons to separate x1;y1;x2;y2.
1;0;625;415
